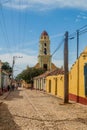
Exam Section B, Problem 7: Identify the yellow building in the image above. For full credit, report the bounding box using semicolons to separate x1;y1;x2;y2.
33;68;63;91
69;47;87;104
46;47;87;105
46;71;64;99
35;30;57;71
33;71;50;91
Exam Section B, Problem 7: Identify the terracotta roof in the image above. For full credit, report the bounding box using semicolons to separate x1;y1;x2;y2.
34;63;40;69
51;63;57;70
41;30;48;36
33;68;64;80
48;68;64;76
33;71;50;80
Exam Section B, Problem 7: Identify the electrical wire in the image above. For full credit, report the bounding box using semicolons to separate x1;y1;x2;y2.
79;28;87;35
69;25;87;39
10;0;16;54
69;32;76;39
79;24;87;31
0;0;15;66
16;2;21;53
20;1;26;49
52;38;64;56
0;3;11;54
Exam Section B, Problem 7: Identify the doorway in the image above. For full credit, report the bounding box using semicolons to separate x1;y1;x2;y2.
55;78;57;95
43;64;47;70
49;80;51;93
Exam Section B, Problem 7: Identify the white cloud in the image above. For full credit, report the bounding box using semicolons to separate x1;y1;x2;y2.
0;54;13;65
14;53;37;65
75;12;87;22
0;48;2;51
0;52;37;76
4;53;37;66
3;0;87;11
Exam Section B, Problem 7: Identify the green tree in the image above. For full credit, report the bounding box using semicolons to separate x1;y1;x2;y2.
16;67;45;83
2;62;12;73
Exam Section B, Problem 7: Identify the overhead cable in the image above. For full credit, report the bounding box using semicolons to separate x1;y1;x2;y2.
52;38;64;56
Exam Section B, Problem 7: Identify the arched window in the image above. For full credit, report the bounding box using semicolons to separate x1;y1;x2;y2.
44;48;47;55
44;36;46;39
44;43;46;46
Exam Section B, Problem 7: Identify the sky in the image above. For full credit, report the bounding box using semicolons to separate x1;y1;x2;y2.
0;0;87;76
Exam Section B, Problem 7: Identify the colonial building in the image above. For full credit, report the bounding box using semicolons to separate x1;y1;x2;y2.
46;47;87;105
35;30;57;71
0;60;11;95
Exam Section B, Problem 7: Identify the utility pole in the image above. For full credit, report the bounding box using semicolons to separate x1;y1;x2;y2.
11;56;16;87
11;56;15;83
77;30;79;102
64;31;69;103
11;56;23;86
77;30;79;59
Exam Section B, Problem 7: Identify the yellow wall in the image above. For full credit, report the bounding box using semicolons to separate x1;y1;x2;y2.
46;76;53;94
69;60;78;95
69;50;87;98
79;55;86;97
46;47;87;101
46;75;64;99
57;75;64;99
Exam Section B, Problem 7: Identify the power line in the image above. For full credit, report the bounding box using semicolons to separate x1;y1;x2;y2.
9;0;16;53
79;24;87;31
79;28;87;35
18;0;23;54
69;25;87;39
69;32;76;39
0;1;15;66
0;3;11;53
52;38;64;56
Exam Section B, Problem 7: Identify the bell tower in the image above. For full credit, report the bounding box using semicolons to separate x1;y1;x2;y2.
38;31;52;70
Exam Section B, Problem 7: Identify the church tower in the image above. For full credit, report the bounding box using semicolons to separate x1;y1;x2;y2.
38;31;52;70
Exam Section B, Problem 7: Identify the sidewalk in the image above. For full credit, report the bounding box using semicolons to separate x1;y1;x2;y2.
0;91;10;103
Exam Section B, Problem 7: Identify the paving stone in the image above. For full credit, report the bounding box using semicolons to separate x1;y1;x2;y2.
0;88;87;130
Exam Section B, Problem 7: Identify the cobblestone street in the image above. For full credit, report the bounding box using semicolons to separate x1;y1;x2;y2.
0;88;87;130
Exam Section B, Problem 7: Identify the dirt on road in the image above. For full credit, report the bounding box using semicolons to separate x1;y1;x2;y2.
0;88;87;130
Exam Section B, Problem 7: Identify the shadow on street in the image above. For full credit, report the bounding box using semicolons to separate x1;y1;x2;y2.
0;102;21;130
5;88;23;101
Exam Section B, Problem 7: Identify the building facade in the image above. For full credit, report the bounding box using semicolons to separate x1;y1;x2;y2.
38;31;51;70
46;47;87;105
35;30;57;71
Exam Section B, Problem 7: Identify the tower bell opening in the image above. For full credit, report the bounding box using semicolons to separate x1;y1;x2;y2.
43;64;47;70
